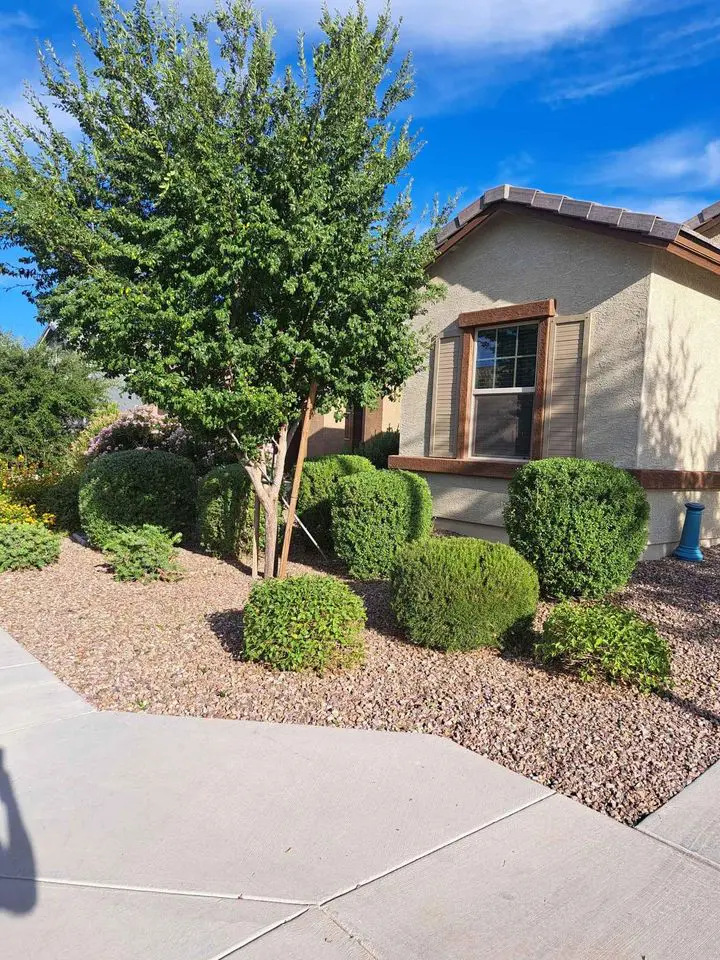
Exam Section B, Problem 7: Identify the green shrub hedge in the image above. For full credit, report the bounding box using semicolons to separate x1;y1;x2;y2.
392;536;539;651
34;472;83;532
0;522;61;573
198;463;257;559
504;458;649;599
79;449;197;547
243;574;366;672
297;454;375;549
102;524;182;582
537;601;671;692
331;469;432;580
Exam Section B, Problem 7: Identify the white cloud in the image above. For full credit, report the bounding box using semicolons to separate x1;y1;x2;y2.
0;10;37;31
224;0;657;50
593;129;720;191
613;195;710;223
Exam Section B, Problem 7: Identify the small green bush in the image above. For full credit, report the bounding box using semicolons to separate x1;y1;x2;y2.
504;458;649;599
331;469;432;580
359;429;400;469
102;525;182;582
243;574;366;672
198;463;259;559
537;601;671;692
34;472;83;532
0;522;61;573
79;449;197;547
297;454;375;549
392;537;539;651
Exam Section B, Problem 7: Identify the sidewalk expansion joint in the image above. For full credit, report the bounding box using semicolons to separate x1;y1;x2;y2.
0;874;314;906
320;790;555;906
205;907;310;960
635;827;720;876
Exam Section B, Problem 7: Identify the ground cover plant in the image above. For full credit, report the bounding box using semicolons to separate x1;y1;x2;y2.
79;449;197;547
102;525;182;583
332;469;432;579
243;574;366;672
504;458;649;599
537;601;672;693
0;522;60;572
392;537;539;651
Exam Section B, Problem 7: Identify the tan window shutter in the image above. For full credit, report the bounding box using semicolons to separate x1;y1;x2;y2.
429;336;461;457
543;315;590;458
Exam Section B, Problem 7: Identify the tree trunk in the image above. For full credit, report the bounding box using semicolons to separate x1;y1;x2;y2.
251;494;260;579
278;383;318;579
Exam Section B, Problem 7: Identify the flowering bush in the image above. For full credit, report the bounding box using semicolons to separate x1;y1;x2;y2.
85;405;191;460
0;492;55;528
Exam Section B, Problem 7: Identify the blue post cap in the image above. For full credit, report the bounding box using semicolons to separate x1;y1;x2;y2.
684;502;705;512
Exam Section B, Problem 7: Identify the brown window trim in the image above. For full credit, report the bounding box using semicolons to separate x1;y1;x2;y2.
455;300;556;461
389;457;720;491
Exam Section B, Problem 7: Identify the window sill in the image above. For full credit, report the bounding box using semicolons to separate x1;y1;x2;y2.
388;456;523;479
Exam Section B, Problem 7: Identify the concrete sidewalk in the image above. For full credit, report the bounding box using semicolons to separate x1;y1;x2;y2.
2;626;720;959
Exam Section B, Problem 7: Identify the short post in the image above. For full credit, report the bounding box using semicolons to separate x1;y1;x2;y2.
673;502;705;563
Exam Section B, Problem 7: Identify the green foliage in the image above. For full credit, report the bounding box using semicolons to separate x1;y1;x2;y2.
504;458;649;599
297;455;375;549
79;449;197;547
391;537;539;651
359;428;400;468
32;472;83;533
0;0;446;461
0;492;54;527
0;335;106;464
0;521;60;573
332;469;432;580
198;463;258;559
102;524;182;582
244;574;366;672
537;601;671;692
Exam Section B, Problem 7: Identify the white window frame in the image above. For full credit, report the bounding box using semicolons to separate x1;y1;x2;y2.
470;320;538;462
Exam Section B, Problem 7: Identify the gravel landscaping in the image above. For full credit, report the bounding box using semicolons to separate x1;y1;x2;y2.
1;538;719;825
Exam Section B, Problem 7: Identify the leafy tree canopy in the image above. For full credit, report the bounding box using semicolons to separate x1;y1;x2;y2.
0;0;448;571
0;334;107;464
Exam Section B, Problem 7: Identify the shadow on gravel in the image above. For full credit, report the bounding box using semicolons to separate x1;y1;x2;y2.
206;610;246;661
0;748;37;915
664;691;720;727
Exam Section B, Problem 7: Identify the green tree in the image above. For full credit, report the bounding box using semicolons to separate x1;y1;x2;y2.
0;0;447;575
0;334;106;463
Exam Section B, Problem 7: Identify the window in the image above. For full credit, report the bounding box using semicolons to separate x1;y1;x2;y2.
472;323;537;459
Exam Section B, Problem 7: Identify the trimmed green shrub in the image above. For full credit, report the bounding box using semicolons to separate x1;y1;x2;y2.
243;574;366;672
0;522;61;573
34;472;82;532
79;449;197;547
331;469;432;580
504;458;649;599
198;463;258;559
102;525;182;582
392;537;539;651
297;454;375;549
359;429;400;469
537;601;671;692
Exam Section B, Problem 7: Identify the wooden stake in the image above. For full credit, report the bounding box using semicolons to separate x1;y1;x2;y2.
278;383;318;579
251;494;260;579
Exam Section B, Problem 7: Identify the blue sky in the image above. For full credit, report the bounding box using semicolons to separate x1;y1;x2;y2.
1;0;719;342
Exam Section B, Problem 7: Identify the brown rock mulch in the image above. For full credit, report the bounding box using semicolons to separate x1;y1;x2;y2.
1;539;718;825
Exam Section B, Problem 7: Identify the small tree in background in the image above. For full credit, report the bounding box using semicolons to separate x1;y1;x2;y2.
0;0;447;575
0;334;106;464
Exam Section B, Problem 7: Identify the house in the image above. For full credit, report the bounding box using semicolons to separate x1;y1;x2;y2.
390;185;720;559
305;398;400;458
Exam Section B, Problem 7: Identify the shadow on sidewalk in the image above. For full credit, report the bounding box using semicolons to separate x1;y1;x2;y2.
0;748;37;915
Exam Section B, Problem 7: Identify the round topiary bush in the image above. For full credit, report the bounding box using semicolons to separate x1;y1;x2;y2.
391;536;539;651
537;601;671;692
0;522;61;573
503;458;649;599
243;574;367;672
79;449;197;547
331;469;433;580
198;463;257;560
297;454;375;549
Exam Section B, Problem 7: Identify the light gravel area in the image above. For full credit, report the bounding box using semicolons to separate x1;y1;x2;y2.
1;538;718;825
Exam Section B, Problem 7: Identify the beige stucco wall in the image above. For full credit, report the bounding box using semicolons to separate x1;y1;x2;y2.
400;211;720;556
